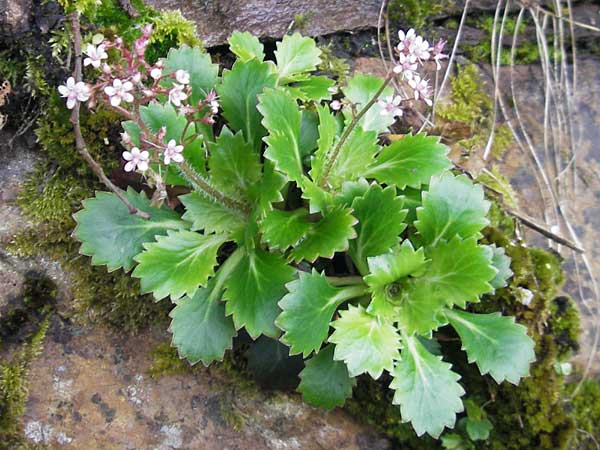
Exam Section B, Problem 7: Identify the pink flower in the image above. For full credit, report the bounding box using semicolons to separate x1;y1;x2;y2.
411;36;431;62
168;84;187;107
104;79;134;106
83;44;108;69
150;68;162;80
123;147;149;172
393;53;418;79
330;100;342;111
121;131;131;144
408;76;433;106
397;28;416;53
58;77;90;109
430;39;448;70
175;69;190;85
163;139;184;165
378;95;403;118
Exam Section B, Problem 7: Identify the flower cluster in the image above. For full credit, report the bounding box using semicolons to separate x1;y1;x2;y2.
58;25;221;177
372;29;447;117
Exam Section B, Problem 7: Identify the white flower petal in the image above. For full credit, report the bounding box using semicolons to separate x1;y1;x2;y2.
124;161;135;172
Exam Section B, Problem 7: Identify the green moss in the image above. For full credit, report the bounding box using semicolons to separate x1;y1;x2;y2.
146;10;203;64
477;166;519;208
148;343;192;379
0;318;50;448
291;13;311;33
388;0;451;31
437;64;513;158
567;378;600;449
317;45;350;83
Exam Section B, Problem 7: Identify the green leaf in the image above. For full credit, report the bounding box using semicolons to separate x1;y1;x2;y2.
180;191;245;235
245;336;304;389
365;241;428;319
122;120;141;146
350;184;407;273
298;344;355;409
218;59;276;151
276;270;367;357
228;31;264;62
73;188;185;272
223;248;295;339
258;88;305;184
299;110;319;158
301;179;335;213
441;434;469;450
164;46;219;105
247;161;287;215
335;178;371;207
488;244;513;289
423;236;496;308
329;304;400;378
289;207;357;263
342;74;394;132
208;130;262;197
364;242;444;334
444;309;535;384
275;33;321;83
396;279;447;335
169;280;236;366
391;335;465;438
398;186;422;223
416;173;490;246
365;134;452;189
132;230;226;301
286;76;335;101
466;417;493;441
260;208;311;250
327;127;379;188
310;104;339;181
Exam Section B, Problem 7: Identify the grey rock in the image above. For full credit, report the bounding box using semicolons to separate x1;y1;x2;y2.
144;0;382;47
0;0;32;35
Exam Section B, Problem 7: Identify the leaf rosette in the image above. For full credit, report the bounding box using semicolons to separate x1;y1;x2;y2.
72;30;533;440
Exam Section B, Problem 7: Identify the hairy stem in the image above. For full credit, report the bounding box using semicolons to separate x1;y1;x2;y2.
327;275;365;287
70;13;150;219
177;160;251;214
318;72;394;188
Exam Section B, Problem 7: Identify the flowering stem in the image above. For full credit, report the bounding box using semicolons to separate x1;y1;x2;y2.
69;12;150;220
319;72;394;188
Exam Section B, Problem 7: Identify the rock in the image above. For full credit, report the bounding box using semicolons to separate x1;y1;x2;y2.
0;0;32;36
23;324;389;449
144;0;382;47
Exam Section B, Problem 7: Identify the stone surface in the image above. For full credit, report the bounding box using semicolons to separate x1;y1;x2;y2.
22;323;388;449
144;0;382;47
0;0;32;36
